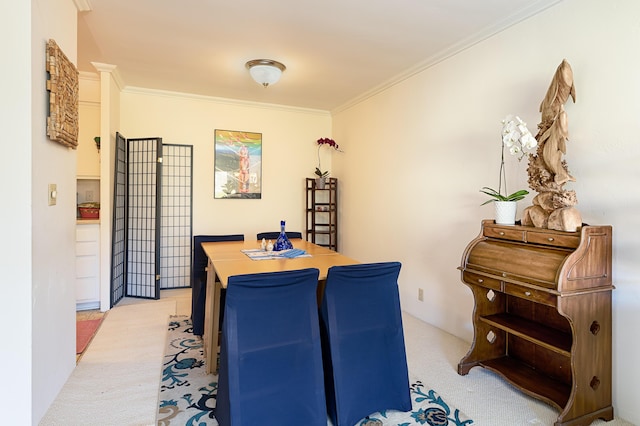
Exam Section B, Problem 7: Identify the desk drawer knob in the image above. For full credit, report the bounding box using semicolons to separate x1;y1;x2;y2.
524;291;532;296
548;237;554;242
499;231;505;236
477;278;484;283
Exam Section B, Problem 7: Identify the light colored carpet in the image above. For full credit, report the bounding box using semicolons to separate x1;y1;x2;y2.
41;299;177;426
42;289;633;426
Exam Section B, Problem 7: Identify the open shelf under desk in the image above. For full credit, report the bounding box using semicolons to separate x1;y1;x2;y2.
480;313;572;356
481;356;571;410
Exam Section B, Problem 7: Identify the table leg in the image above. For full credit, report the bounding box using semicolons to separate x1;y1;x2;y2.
316;278;326;305
210;280;221;373
204;259;222;374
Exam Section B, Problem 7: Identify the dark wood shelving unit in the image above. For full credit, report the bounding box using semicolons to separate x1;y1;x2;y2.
458;220;614;426
305;178;337;251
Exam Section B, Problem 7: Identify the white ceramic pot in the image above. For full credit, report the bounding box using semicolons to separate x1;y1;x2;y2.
494;201;517;225
315;177;326;189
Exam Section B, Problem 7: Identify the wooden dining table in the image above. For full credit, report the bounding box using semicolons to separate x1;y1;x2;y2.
201;239;359;374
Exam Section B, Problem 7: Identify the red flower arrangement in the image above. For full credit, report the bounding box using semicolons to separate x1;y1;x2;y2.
315;137;340;178
317;137;339;149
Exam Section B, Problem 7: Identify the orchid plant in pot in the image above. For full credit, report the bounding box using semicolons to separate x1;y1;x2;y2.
315;137;340;189
481;115;537;225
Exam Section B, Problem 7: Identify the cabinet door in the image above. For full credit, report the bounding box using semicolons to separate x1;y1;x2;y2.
76;224;100;306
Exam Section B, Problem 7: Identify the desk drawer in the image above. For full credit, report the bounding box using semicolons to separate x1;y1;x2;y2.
463;271;502;291
504;283;557;307
526;231;580;249
484;226;525;242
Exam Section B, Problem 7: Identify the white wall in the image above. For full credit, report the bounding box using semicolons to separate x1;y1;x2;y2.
119;90;332;239
331;0;640;423
0;0;34;421
0;0;77;424
77;74;101;179
29;0;78;424
1;1;78;422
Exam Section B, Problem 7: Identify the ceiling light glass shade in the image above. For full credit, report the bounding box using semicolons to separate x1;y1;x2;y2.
246;59;286;87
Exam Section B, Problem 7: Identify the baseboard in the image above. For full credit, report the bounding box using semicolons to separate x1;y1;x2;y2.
76;301;100;311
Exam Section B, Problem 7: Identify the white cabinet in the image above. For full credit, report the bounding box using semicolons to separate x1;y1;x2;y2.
76;223;100;310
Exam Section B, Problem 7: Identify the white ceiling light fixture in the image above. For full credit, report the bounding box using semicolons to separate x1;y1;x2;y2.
245;59;286;87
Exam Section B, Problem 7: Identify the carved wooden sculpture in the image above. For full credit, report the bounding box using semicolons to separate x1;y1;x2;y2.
522;60;582;232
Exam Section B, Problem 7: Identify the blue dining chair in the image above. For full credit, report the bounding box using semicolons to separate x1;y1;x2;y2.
215;268;327;426
320;261;412;426
191;234;244;336
256;231;303;240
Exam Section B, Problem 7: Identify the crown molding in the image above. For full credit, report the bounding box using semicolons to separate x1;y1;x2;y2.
122;86;331;116
90;62;124;90
79;71;99;81
73;0;92;12
332;0;564;114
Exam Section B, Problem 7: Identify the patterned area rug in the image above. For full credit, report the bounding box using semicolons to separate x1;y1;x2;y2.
157;316;474;426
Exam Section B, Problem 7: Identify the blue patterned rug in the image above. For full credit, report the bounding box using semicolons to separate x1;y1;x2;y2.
157;316;474;426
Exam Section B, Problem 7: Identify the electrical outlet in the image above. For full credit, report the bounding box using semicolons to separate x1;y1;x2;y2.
86;190;94;201
418;288;424;301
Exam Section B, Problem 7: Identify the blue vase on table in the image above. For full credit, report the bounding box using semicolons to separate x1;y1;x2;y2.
274;220;293;251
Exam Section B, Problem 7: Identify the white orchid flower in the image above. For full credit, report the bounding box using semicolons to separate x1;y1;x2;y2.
501;115;537;160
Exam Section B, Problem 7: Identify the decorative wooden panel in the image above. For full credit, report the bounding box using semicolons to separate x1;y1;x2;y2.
46;39;78;149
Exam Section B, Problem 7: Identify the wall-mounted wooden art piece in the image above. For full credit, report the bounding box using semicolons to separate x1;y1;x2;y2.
46;39;79;149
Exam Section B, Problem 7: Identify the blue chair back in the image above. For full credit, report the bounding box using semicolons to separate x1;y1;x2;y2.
215;268;326;426
191;234;244;336
320;261;411;426
256;231;302;240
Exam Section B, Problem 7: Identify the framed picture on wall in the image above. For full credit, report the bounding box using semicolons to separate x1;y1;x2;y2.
214;129;262;199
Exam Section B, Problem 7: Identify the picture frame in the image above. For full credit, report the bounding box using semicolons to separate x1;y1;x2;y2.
214;130;262;199
46;39;79;149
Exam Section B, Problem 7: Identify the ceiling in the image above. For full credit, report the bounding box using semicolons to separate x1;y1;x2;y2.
77;0;563;111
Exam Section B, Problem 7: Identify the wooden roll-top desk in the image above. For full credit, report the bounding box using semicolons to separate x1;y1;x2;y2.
458;220;613;426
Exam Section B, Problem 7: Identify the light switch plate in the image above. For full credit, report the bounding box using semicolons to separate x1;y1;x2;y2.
48;184;57;206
